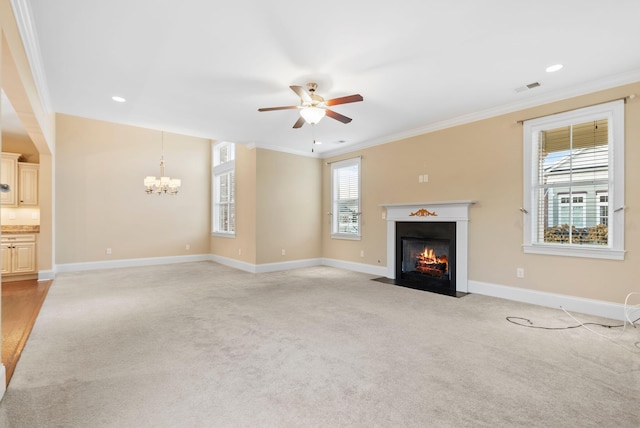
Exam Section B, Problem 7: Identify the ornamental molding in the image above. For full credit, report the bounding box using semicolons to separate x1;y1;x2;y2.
409;209;438;217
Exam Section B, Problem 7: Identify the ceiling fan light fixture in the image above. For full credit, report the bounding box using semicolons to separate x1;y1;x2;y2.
300;107;326;124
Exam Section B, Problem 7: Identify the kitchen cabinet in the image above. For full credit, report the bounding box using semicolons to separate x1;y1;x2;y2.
1;234;37;275
0;153;21;206
18;163;39;206
0;153;39;207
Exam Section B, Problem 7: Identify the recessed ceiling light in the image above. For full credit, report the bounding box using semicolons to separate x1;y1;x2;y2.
112;96;126;103
545;64;563;73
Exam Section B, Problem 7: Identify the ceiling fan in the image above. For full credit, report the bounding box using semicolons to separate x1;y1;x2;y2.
258;82;363;128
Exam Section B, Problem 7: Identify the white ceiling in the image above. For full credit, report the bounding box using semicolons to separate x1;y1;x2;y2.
6;0;640;156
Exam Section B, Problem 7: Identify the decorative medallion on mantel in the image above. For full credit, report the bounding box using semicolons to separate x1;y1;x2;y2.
409;209;437;217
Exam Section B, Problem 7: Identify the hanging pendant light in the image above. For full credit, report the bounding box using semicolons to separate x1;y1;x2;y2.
144;132;181;195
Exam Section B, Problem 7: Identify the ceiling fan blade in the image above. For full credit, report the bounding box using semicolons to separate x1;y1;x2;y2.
258;106;299;112
325;109;352;124
293;116;306;128
325;94;363;106
290;85;311;102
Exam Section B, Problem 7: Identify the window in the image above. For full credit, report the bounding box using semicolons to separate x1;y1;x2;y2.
596;191;608;226
557;192;586;228
331;157;361;239
523;100;624;259
212;142;235;235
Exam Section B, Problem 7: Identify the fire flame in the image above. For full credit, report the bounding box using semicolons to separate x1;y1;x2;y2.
420;248;449;269
418;247;448;272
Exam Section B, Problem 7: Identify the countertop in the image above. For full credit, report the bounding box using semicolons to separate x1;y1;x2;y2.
1;225;40;234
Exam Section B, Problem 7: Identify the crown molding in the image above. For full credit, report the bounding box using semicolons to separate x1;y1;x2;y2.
245;141;321;158
320;69;640;159
10;0;52;113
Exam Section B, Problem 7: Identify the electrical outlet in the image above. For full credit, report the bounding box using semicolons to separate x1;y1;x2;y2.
106;248;112;255
185;244;190;250
516;268;524;278
238;248;242;255
381;212;386;219
360;250;365;258
418;175;424;183
281;249;286;256
423;174;429;183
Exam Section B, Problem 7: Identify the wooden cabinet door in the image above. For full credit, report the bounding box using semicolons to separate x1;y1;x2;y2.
18;163;39;206
0;243;12;274
0;154;20;206
12;242;36;274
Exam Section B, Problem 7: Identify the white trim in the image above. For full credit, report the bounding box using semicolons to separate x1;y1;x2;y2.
210;255;324;274
523;244;625;260
55;254;211;273
322;258;388;277
10;0;52;113
210;254;258;273
48;254;629;321
38;269;55;280
0;364;5;401
468;280;628;321
212;232;236;239
255;258;323;274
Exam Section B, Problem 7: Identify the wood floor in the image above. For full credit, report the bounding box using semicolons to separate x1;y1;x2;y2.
1;279;52;386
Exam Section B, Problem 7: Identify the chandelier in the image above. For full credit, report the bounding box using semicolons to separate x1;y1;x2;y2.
144;132;181;195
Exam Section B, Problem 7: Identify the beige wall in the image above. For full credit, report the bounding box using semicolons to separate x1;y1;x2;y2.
255;149;322;264
323;81;640;304
55;114;211;264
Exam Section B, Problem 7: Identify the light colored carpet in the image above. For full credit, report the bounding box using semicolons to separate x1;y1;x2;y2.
0;262;638;427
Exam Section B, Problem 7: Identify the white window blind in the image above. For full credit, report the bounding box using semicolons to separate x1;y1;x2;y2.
331;157;361;239
523;100;624;259
537;120;608;245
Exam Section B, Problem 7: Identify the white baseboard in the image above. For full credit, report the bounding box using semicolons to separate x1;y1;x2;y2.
210;255;388;276
38;269;55;281
0;364;5;401
468;280;627;321
210;255;257;273
53;255;625;321
56;254;212;273
321;258;388;277
255;258;324;273
210;255;324;274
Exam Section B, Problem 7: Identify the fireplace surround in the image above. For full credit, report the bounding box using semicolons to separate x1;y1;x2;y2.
381;201;475;295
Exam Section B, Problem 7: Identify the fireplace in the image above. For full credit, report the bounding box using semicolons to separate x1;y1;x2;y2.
380;201;475;296
396;221;456;295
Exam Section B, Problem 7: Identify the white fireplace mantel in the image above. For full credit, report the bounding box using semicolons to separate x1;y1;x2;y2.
380;200;476;292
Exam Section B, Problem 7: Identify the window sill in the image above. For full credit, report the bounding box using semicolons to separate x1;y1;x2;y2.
523;244;624;260
331;233;361;241
212;232;236;239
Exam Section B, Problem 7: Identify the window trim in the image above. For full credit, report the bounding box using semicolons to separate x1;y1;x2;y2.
522;100;624;260
212;142;236;237
331;157;362;240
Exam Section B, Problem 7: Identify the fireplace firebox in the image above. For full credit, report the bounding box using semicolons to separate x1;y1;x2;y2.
395;221;456;296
